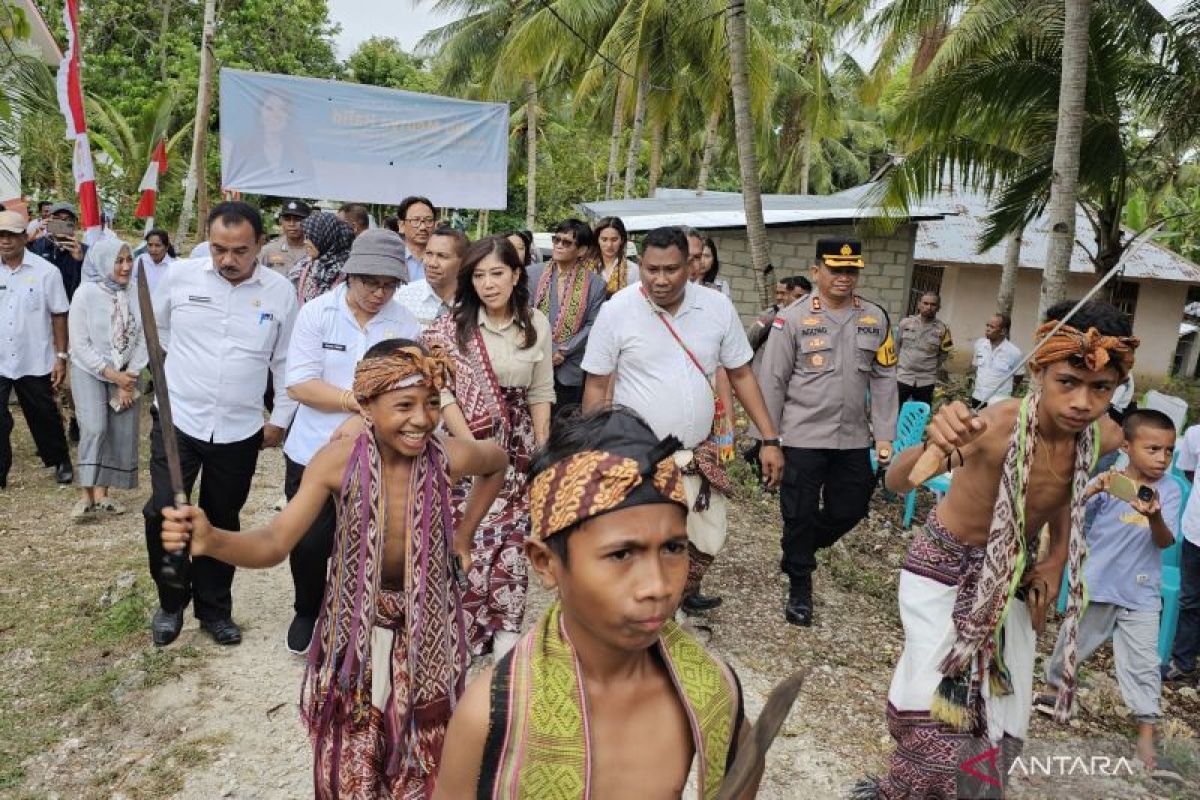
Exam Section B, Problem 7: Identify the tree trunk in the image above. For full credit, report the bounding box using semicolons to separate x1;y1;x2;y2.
158;0;173;83
997;227;1022;318
525;80;538;231
696;105;721;195
797;124;812;195
648;118;664;196
623;60;649;199
1039;0;1092;319
726;0;772;306
604;76;629;200
176;0;216;245
911;20;950;82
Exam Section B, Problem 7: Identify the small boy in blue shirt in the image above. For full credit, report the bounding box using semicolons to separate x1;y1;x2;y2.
1038;409;1181;769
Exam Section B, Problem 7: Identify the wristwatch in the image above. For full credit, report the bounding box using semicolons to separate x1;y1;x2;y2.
55;352;68;361
762;437;783;448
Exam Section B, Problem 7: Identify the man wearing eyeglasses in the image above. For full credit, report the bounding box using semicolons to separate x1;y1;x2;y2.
526;219;606;418
398;195;437;283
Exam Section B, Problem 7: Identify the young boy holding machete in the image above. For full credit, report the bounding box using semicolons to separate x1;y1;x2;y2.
162;339;508;799
854;301;1136;799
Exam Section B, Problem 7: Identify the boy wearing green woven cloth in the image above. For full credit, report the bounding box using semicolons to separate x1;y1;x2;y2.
434;406;758;799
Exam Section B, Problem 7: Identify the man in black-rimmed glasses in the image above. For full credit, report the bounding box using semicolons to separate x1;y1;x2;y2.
527;219;606;418
398;195;438;283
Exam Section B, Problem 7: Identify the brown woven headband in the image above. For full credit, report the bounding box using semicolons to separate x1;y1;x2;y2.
1029;322;1139;378
352;344;454;404
530;450;688;542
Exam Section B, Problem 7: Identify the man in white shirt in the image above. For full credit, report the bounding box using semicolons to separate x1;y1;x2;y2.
144;201;298;648
281;228;420;654
971;312;1024;408
395;225;466;328
581;226;784;617
398;195;437;283
0;211;74;488
1165;424;1200;683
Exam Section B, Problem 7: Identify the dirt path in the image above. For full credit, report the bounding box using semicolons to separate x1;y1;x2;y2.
12;451;1200;799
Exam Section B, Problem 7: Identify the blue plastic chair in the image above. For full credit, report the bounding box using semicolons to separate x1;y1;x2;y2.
870;401;931;527
1158;472;1191;663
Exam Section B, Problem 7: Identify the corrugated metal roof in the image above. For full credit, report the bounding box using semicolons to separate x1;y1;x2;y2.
578;185;950;232
915;188;1200;283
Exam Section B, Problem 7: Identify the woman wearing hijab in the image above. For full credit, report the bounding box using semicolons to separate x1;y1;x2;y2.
68;239;148;520
422;235;553;660
288;211;355;305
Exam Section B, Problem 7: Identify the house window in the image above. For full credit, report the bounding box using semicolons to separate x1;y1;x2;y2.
908;264;944;315
1107;279;1139;320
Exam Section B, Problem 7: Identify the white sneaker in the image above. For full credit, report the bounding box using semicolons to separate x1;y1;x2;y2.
71;499;96;521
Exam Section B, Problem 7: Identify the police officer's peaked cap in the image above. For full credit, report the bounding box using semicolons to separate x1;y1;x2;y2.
278;199;312;219
815;238;864;268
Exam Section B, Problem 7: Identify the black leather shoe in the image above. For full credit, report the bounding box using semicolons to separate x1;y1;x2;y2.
681;592;724;614
55;462;74;484
286;615;317;655
200;618;242;646
784;576;813;627
784;597;813;627
151;607;184;646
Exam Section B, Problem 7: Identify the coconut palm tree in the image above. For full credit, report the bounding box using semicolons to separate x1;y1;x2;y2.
727;0;771;300
1039;0;1092;316
874;1;1177;298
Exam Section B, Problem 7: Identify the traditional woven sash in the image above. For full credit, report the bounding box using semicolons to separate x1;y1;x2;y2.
932;392;1096;730
482;602;739;799
535;263;591;345
423;315;508;441
301;429;468;796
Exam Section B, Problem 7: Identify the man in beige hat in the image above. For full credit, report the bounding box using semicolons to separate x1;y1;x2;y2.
279;227;421;653
0;210;74;488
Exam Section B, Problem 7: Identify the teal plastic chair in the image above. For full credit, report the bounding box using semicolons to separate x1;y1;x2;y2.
870;401;931;527
1158;472;1190;663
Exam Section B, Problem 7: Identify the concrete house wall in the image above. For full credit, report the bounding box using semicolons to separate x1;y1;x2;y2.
704;223;918;326
936;264;1188;379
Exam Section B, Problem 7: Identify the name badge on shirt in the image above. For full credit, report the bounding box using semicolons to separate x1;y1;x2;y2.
322;342;347;352
188;295;212;303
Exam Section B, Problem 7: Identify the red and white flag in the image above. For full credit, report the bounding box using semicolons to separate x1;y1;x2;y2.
54;0;100;232
134;139;168;219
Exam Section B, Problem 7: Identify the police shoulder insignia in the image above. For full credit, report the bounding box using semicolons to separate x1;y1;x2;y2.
876;331;898;367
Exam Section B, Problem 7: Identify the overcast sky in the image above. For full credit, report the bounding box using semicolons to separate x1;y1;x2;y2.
328;0;455;59
329;0;1187;63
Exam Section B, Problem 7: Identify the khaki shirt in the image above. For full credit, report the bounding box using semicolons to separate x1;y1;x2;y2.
261;236;306;276
759;292;898;449
896;314;952;387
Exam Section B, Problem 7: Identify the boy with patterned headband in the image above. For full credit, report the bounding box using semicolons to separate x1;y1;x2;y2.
161;339;508;800
854;301;1136;799
434;407;758;799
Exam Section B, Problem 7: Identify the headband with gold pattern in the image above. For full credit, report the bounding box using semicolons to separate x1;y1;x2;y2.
530;446;687;542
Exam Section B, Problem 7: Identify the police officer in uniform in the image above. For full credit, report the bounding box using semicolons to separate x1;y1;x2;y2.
895;291;952;406
759;239;899;626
